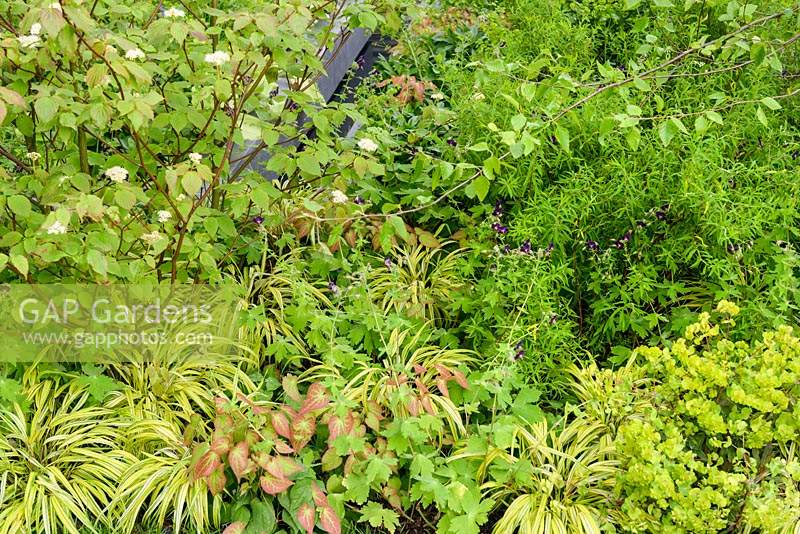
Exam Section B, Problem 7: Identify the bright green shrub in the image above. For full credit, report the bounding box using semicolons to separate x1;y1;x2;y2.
615;302;800;533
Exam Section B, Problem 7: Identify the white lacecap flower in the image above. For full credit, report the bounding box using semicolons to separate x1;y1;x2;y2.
330;190;348;204
104;166;129;183
473;93;485;101
430;92;445;100
357;138;378;152
47;220;67;235
163;7;185;17
18;34;41;48
125;48;145;60
204;50;230;66
188;152;203;164
157;210;172;223
26;152;41;161
30;23;42;36
176;194;187;201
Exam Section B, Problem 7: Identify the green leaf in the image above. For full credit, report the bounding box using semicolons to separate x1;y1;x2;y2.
705;110;723;125
358;502;400;534
387;216;409;242
624;0;642;9
7;195;31;218
756;106;768;126
245;500;277;534
86;249;108;277
10;255;28;278
75;367;122;402
365;456;395;484
114;189;137;210
554;126;570;153
297;153;322;176
182;172;203;196
658;121;676;147
34;97;59;123
466;142;490;152
468;175;490;201
760;97;781;111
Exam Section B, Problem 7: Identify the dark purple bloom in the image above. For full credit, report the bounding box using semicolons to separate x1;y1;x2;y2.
253;215;264;225
493;199;504;217
447;138;457;147
620;230;632;243
384;257;393;269
612;240;624;249
491;222;501;232
727;244;740;254
502;245;511;254
586;240;599;251
354;196;365;205
287;101;299;111
492;222;508;235
513;342;525;360
544;242;554;256
636;220;647;229
549;313;558;325
520;239;532;254
655;210;666;221
269;88;279;98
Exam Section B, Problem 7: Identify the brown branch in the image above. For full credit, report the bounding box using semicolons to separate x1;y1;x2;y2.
0;145;31;173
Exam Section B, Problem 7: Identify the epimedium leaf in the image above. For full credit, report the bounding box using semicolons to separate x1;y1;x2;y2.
229;441;250;481
318;506;341;534
296;503;315;534
260;472;293;495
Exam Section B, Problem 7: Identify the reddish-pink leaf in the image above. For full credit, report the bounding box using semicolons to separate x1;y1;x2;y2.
407;397;421;416
412;364;426;375
301;383;329;414
291;414;317;451
260;473;293;495
214;397;228;413
297;503;315;534
327;412;355;444
229;441;250;481
222;522;247;534
210;436;232;456
271;411;293;440
275;438;294;454
193;450;221;480
436;378;451;398
311;482;329;508
319;506;341;534
214;414;234;433
207;465;227;496
452;369;469;389
420;394;435;415
434;364;453;379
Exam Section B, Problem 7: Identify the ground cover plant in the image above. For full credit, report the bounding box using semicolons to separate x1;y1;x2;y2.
1;0;799;532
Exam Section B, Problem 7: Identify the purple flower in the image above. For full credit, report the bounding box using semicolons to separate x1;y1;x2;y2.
498;225;508;235
544;242;554;256
612;240;624;249
727;244;740;254
491;222;509;235
447;138;457;147
502;245;511;254
620;230;632;243
287;101;299;111
328;281;340;295
586;240;599;251
636;220;647;229
493;199;504;217
513;342;525;360
520;239;532;254
253;215;264;225
384;257;393;269
655;210;666;221
549;313;558;325
354;196;365;205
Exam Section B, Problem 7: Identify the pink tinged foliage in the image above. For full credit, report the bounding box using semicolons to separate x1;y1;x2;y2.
271;411;293;440
222;522;247;534
297;503;316;534
193;450;221;479
260;472;293;495
319;506;341;534
207;465;227;496
229;441;250;481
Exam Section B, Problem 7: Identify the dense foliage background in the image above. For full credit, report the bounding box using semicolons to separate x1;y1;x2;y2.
0;0;799;533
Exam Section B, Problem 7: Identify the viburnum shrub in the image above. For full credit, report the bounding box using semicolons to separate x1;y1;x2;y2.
0;0;383;283
615;301;800;533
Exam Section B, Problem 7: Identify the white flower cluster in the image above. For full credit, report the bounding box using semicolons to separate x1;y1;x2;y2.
189;152;203;164
157;210;172;223
47;220;67;235
104;166;128;183
204;50;230;66
49;2;62;11
163;7;185;17
330;190;348;204
18;23;42;49
26;152;41;162
125;48;145;60
357;138;378;152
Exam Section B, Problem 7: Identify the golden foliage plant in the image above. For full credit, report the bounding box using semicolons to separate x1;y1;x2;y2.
0;374;135;534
